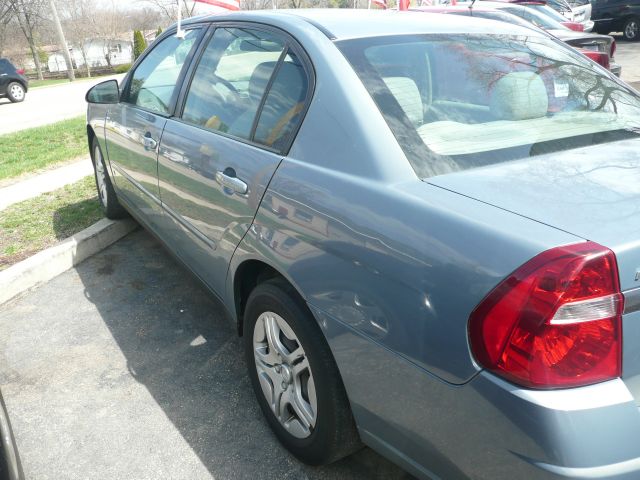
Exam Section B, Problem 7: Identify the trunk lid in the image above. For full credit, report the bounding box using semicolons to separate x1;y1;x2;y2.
427;138;640;403
552;29;613;54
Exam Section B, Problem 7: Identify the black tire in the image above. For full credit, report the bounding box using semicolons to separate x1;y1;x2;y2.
244;278;361;465
6;82;25;103
622;17;640;41
91;137;127;219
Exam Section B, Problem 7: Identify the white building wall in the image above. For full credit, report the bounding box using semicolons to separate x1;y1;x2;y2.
48;39;133;72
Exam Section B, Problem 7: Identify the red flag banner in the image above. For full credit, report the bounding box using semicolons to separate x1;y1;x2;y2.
398;0;410;9
194;0;240;11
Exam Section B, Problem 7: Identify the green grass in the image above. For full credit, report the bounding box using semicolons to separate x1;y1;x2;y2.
0;116;87;181
29;78;72;89
29;73;118;89
0;175;103;270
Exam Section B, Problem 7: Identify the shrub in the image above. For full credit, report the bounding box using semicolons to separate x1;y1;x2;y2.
133;30;147;60
113;63;132;74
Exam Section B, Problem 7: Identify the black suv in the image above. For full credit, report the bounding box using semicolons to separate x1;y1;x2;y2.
0;58;28;103
592;0;640;40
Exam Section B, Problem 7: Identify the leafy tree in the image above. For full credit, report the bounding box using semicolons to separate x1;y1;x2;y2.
133;30;147;60
156;26;162;38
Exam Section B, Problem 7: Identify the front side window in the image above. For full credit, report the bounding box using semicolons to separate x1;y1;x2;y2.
338;34;640;177
126;29;200;115
182;28;286;141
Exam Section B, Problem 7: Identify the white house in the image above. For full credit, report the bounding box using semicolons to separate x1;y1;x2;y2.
48;39;133;72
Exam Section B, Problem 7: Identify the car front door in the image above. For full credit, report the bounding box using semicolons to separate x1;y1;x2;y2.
157;24;312;298
105;28;203;231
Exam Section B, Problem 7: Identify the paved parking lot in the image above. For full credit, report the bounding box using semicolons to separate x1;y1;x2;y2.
615;37;640;88
0;229;414;480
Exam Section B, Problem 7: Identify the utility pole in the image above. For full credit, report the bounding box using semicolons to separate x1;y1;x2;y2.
49;0;75;81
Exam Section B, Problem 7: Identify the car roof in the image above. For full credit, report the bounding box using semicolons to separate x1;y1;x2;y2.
182;8;543;40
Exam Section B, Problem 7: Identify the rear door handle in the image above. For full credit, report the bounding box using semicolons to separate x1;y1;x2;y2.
215;170;248;195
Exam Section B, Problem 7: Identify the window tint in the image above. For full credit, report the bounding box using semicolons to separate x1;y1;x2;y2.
253;52;308;151
182;28;286;141
126;29;200;115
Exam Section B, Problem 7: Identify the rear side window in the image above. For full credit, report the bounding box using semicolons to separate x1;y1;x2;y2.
253;52;308;151
0;59;12;73
125;29;200;115
182;28;286;141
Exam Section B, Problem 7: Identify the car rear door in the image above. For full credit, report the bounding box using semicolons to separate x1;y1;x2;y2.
105;28;204;232
0;59;11;95
157;24;312;299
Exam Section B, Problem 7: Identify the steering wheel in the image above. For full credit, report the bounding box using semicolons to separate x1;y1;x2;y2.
212;74;239;96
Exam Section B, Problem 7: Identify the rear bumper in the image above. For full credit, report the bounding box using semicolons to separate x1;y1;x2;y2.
467;373;640;480
319;304;640;480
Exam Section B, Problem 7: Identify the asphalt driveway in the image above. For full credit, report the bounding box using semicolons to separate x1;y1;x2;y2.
0;228;414;480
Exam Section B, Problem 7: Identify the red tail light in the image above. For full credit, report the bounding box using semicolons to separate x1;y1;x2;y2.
562;21;584;31
16;68;25;75
610;39;617;58
579;49;610;70
469;242;623;389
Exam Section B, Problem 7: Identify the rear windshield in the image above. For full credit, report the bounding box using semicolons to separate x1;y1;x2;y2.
338;34;640;177
500;5;567;30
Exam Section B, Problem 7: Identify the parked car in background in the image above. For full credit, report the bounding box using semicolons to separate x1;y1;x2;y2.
86;10;640;480
592;0;640;40
565;0;594;30
483;0;595;30
440;2;620;75
0;390;23;480
0;59;28;103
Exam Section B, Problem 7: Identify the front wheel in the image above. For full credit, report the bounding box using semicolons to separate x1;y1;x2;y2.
244;279;361;465
6;82;25;103
623;17;640;41
91;138;127;219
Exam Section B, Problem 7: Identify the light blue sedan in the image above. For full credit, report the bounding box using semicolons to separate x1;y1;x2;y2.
86;9;640;480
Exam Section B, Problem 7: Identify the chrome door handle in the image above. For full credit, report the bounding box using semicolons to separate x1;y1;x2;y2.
215;171;248;194
143;135;157;150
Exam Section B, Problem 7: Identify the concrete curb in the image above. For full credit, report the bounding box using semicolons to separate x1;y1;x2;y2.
0;218;137;305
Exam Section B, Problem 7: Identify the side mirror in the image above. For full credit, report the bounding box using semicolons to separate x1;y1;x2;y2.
86;79;119;104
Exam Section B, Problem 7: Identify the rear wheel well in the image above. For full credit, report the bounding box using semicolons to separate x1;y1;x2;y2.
234;260;287;336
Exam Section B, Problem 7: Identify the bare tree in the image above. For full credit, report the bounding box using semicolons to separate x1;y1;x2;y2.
0;0;13;57
141;0;196;21
9;0;46;79
88;4;121;68
59;0;94;77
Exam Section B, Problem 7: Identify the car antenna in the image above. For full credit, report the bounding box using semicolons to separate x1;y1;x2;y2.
469;0;477;9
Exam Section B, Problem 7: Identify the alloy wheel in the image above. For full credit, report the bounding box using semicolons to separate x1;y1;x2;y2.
9;84;24;101
625;20;638;40
253;311;317;439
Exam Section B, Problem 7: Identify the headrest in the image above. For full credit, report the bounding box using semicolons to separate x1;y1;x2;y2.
249;61;278;101
382;76;423;127
490;72;548;121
